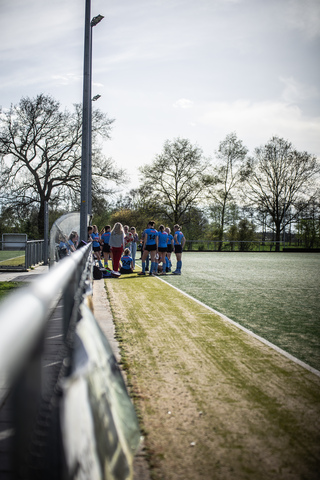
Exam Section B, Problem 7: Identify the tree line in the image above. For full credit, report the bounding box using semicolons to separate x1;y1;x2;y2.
0;94;319;251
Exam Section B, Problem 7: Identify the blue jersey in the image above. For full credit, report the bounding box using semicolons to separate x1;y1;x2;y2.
121;255;133;269
145;228;158;245
101;232;110;245
167;234;174;246
174;231;184;245
91;232;100;247
158;231;168;248
59;241;70;251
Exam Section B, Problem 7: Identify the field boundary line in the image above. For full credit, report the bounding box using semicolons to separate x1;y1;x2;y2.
156;275;320;378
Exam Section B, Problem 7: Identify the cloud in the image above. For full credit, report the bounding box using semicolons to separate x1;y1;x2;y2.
195;99;320;155
51;74;82;86
280;77;319;104
173;98;194;109
286;0;320;39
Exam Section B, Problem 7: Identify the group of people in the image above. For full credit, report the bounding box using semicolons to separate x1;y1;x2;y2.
58;231;79;258
88;221;186;276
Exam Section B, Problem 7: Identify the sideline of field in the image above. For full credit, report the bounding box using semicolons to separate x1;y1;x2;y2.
105;273;320;480
156;275;320;378
160;252;320;370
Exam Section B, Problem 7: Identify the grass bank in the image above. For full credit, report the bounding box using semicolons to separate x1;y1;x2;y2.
0;281;24;301
105;273;320;480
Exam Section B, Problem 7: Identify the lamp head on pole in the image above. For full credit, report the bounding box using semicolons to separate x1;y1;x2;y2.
92;94;101;101
91;14;104;27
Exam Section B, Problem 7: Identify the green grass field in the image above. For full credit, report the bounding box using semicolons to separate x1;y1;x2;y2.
0;250;25;267
138;252;320;371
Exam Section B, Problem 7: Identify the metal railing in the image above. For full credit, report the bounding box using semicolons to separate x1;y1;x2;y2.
0;244;92;478
0;239;46;271
0;243;140;479
185;239;320;252
186;240;284;252
25;239;45;269
0;241;92;404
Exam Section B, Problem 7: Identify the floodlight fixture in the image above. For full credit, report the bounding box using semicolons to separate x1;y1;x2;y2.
92;94;101;101
91;14;104;26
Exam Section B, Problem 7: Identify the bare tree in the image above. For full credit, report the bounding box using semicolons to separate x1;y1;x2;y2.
206;132;248;249
0;94;123;236
244;136;319;251
139;138;210;225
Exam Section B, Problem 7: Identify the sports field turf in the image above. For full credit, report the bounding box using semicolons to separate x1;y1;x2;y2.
105;270;320;480
0;250;25;267
156;252;320;371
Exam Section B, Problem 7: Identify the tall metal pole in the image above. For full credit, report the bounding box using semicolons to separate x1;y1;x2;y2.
88;24;93;219
283;201;286;249
80;0;91;243
43;201;49;265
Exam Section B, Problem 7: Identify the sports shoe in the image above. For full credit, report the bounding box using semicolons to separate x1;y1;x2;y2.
138;271;146;275
172;271;181;275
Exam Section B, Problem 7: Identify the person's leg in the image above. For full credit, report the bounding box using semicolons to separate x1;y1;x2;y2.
113;247;122;271
139;249;149;274
131;242;137;268
173;252;182;274
173;252;180;273
160;252;166;274
149;250;157;274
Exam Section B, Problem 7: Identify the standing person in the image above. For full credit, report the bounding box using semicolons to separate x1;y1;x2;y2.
173;224;186;275
109;222;125;272
130;227;139;269
91;225;102;263
124;225;133;251
140;225;150;271
120;248;134;274
157;225;168;275
165;227;174;272
101;225;111;268
87;225;93;242
138;221;158;275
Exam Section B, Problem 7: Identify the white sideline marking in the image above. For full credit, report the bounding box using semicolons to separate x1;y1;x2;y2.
156;276;320;378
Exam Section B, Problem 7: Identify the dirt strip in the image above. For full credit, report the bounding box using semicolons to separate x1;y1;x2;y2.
105;274;320;480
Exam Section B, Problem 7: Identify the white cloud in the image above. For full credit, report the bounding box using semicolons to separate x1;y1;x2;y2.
51;74;82;86
280;77;319;104
195;99;320;156
173;98;194;109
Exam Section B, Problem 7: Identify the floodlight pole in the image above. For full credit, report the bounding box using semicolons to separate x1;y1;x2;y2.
80;1;104;242
80;0;91;243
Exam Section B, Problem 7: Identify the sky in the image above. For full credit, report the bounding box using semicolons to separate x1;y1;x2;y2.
0;0;319;192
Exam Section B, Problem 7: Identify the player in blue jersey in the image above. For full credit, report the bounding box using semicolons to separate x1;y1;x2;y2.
173;224;186;275
101;225;111;267
91;225;102;263
165;227;174;272
138;221;158;275
120;248;134;274
157;225;168;275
